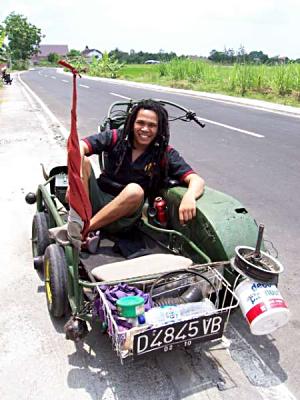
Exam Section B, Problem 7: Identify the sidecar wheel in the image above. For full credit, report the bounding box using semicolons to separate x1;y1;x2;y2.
44;244;68;318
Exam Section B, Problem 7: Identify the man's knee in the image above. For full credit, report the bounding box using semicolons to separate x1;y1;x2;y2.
124;183;144;204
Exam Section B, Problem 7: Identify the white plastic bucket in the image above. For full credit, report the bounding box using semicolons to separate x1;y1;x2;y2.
235;279;289;335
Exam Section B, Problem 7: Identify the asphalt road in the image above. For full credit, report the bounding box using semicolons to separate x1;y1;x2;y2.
14;67;300;398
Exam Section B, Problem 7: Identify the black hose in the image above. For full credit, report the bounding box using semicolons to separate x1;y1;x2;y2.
149;269;219;309
155;297;186;306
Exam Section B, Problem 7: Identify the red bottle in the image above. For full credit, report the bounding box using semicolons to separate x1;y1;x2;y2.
153;197;167;225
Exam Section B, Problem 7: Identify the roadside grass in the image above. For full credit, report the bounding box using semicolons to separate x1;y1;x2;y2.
36;60;58;67
121;64;161;82
119;61;300;107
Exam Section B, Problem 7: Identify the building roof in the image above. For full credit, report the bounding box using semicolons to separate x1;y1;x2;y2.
38;45;69;57
81;46;102;56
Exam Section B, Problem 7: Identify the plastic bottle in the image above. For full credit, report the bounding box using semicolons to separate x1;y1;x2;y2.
144;299;216;326
144;305;180;325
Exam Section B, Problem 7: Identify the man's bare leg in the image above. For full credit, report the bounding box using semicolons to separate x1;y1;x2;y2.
89;183;144;231
81;156;144;232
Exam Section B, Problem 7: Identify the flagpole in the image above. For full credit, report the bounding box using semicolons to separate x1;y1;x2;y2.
58;60;92;311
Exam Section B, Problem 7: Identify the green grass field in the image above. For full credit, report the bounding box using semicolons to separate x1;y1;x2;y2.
119;61;300;107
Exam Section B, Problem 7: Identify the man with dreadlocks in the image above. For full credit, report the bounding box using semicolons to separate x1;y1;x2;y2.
79;99;205;235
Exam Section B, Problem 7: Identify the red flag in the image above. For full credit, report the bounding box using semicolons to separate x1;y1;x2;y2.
58;60;92;238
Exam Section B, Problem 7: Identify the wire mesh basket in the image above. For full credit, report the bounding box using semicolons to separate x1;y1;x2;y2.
96;264;239;361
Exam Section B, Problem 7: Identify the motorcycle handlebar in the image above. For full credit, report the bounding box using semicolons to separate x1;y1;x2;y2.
106;98;206;129
185;111;205;128
192;115;205;128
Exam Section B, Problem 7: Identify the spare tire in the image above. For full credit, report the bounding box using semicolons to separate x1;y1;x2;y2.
32;212;50;272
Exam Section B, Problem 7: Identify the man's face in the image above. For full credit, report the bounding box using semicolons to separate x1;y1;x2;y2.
133;109;158;149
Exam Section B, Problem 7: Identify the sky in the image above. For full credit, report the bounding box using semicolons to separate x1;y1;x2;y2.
1;0;300;59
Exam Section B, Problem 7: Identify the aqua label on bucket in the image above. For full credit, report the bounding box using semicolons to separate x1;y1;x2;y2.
235;279;289;335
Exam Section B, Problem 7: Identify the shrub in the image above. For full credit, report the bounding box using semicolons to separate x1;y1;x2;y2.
89;52;123;79
47;52;60;63
12;59;29;70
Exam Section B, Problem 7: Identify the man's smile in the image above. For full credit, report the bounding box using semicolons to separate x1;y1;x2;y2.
133;109;158;148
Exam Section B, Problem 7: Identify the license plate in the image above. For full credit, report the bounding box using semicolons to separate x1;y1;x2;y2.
133;311;227;356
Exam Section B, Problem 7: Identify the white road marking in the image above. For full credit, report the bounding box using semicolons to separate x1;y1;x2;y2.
62;79;69;83
44;74;48;77
259;385;297;400
51;76;56;79
227;324;297;400
79;84;89;88
110;92;130;99
201;117;264;138
109;92;264;138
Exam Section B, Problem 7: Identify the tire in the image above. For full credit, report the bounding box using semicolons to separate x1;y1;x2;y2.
44;244;68;318
32;212;50;257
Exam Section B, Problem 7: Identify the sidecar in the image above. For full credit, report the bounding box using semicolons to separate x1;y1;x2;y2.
26;99;283;362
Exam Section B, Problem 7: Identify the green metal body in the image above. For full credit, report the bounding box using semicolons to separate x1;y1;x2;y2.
163;186;260;262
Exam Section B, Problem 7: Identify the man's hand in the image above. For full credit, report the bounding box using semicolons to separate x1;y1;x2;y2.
178;173;205;225
179;192;196;224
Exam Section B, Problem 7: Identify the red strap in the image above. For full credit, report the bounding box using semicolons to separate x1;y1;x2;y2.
111;129;118;147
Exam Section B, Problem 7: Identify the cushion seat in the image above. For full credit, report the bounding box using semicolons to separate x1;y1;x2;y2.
91;253;193;281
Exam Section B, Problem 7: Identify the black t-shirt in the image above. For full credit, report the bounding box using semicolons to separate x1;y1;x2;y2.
82;128;195;193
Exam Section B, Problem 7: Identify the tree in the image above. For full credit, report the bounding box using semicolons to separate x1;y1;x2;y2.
109;48;129;63
0;26;9;65
225;48;235;63
0;29;5;56
0;29;5;48
237;45;247;64
67;49;81;58
248;51;268;64
109;48;178;64
208;50;226;63
47;52;59;63
2;12;42;61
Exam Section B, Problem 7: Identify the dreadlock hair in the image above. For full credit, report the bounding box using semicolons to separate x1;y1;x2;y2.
113;99;170;202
